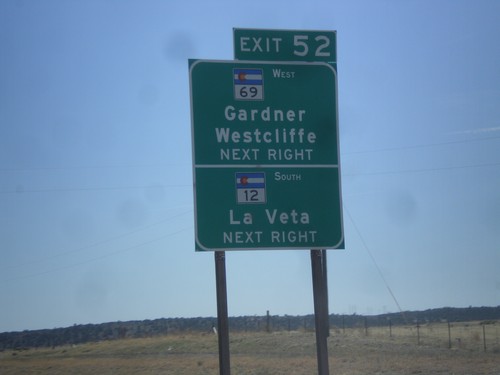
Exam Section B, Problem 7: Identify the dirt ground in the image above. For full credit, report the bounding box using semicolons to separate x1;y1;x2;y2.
1;325;499;374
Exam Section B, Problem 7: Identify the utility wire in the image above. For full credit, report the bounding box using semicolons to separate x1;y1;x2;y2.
342;134;500;156
2;160;499;195
1;134;499;173
343;160;500;177
0;184;190;194
345;205;408;324
0;227;191;284
0;163;191;172
0;209;192;271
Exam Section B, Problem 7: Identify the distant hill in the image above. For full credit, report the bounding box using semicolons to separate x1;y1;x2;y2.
1;306;499;350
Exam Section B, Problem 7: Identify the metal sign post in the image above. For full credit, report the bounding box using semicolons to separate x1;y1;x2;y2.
311;250;329;374
214;252;231;375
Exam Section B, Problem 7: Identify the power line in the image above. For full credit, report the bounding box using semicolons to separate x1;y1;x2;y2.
345;205;408;324
343;160;500;177
0;183;190;194
0;163;191;173
1;135;499;173
2;160;499;195
0;209;192;271
4;158;498;195
0;227;192;284
342;134;500;156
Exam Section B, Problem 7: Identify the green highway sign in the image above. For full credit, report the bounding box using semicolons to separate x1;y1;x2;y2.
233;28;336;64
189;60;343;251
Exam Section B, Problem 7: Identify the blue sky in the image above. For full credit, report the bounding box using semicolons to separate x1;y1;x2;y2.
1;0;499;332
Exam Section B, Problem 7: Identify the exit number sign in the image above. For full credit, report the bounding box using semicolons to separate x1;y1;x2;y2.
233;28;336;63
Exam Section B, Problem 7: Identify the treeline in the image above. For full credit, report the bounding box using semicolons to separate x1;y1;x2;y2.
362;306;500;326
1;306;499;350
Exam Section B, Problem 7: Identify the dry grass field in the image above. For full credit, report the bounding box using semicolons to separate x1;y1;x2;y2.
1;321;499;374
